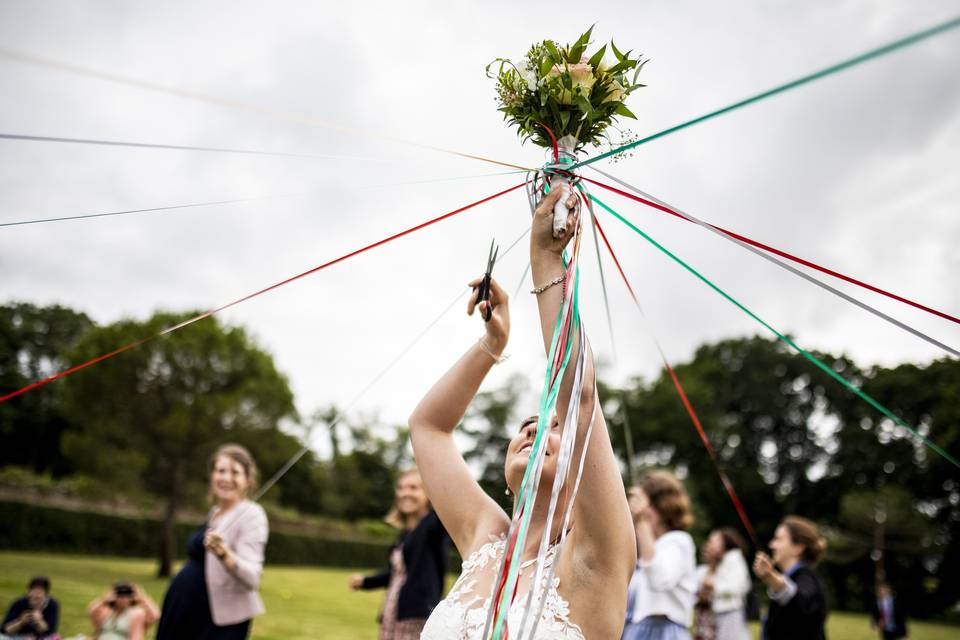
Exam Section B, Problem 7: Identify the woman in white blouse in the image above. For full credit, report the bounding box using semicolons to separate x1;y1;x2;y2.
622;470;697;640
694;528;751;640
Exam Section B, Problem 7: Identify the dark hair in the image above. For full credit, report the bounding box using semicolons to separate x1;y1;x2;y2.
639;470;694;531
715;527;747;553
113;582;135;598
519;415;539;431
207;443;259;504
28;577;50;593
781;515;827;565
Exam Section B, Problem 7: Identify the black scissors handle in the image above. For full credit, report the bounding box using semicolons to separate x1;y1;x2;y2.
478;274;493;321
476;239;498;322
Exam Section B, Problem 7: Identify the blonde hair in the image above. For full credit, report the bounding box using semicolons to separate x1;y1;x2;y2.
638;470;694;531
782;515;828;565
207;443;259;505
384;468;427;529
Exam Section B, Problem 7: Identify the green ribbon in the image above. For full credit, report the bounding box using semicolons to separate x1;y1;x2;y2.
490;258;581;638
571;15;960;170
589;193;959;469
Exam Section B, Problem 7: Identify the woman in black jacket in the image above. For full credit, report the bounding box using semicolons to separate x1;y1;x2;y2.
350;468;449;639
753;516;828;640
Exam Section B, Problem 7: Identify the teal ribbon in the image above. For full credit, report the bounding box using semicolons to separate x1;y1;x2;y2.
489;273;580;638
570;15;960;170
589;193;959;469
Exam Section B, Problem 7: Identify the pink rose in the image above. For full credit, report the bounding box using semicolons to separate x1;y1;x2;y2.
547;62;596;104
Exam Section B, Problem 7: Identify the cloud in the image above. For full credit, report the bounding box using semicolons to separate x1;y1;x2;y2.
1;0;957;428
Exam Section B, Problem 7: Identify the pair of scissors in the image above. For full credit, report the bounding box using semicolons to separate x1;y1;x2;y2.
476;238;499;322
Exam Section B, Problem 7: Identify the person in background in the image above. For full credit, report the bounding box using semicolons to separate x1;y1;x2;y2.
693;528;751;640
156;443;268;640
350;468;449;639
622;470;697;640
753;515;828;640
1;576;60;639
87;582;159;640
871;582;908;640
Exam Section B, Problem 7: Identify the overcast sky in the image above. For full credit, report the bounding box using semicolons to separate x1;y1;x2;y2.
1;1;957;455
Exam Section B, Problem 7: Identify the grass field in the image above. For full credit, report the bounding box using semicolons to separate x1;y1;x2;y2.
2;551;957;639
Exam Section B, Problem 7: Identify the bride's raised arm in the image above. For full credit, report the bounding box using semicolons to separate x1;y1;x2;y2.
408;276;512;557
529;187;636;578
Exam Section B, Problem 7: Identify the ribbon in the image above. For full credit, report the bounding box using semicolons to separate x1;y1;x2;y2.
216;224;533;538
589;192;960;469
568;15;960;170
589;208;758;545
0;48;534;171
582;173;959;352
0;182;526;403
484;158;591;639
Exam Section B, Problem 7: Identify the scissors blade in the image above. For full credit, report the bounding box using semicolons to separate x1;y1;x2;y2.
489;245;499;273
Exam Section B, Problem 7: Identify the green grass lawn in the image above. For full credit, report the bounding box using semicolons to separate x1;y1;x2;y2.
0;551;383;639
1;551;957;639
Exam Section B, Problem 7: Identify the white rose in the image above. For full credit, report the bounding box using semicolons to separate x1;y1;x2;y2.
602;80;625;104
523;69;538;92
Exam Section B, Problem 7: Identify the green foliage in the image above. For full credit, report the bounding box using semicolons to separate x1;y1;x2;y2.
0;302;94;475
486;27;648;150
310;406;407;521
0;501;390;567
0;465;154;503
604;336;960;617
59;311;297;497
56;310;297;574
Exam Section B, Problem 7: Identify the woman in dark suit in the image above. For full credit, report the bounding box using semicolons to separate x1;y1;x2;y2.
753;515;828;640
350;467;448;640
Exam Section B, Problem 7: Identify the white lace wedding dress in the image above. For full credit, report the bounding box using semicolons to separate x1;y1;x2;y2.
421;535;585;639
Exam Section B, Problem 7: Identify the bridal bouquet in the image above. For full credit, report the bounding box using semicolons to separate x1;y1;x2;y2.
487;26;647;154
488;27;647;233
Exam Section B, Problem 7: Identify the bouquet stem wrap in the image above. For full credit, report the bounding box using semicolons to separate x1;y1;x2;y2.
550;136;580;237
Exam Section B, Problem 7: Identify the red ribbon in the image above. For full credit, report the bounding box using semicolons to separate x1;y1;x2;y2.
582;176;960;327
540;124;559;165
592;212;758;546
1;182;527;404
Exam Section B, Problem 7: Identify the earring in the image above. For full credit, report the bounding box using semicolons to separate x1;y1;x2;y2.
504;487;511;497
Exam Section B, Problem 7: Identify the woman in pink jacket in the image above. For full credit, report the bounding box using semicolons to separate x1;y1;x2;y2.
157;444;268;639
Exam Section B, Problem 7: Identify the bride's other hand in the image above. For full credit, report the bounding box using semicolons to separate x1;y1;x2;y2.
531;186;578;261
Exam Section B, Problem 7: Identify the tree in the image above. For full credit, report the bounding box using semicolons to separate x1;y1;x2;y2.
309;405;404;520
610;335;861;540
59;311;296;576
604;336;960;617
850;359;960;616
0;302;93;475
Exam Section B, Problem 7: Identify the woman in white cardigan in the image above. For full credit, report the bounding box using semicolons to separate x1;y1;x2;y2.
694;528;751;640
157;444;268;640
622;471;697;640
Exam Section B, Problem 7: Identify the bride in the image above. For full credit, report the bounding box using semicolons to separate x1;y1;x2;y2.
411;187;637;639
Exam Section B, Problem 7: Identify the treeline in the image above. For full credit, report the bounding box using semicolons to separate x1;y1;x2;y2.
604;338;959;619
0;303;409;576
2;302;959;618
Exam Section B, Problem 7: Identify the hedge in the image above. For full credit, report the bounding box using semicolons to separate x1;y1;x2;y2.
0;501;392;568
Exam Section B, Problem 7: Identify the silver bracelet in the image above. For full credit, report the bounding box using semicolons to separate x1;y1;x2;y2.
530;273;566;295
477;336;509;364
